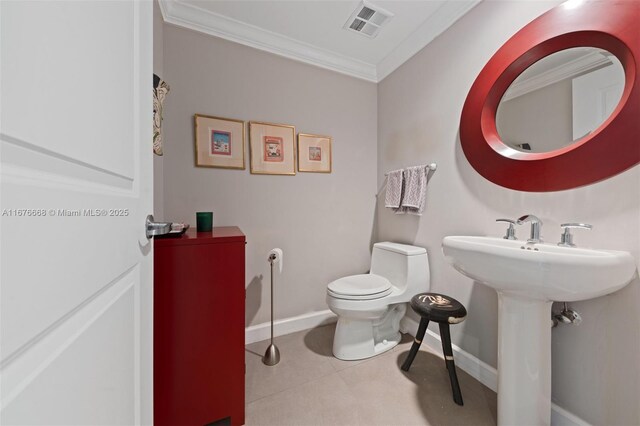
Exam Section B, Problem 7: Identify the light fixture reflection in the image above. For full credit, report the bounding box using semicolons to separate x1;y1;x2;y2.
563;0;585;9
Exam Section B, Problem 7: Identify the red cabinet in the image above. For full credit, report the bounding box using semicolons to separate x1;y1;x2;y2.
154;227;245;426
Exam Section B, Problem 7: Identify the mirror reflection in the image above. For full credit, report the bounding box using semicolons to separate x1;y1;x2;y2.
496;47;625;153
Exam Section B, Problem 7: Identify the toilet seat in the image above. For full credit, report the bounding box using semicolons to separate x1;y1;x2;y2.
327;274;393;300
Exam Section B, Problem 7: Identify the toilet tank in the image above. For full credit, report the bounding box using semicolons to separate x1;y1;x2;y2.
370;242;430;293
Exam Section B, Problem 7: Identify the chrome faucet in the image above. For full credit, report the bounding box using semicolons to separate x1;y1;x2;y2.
517;214;543;243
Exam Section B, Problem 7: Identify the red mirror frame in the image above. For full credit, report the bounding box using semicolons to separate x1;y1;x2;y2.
460;1;639;192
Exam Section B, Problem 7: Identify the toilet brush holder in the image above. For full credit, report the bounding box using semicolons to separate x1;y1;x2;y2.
262;252;281;366
263;343;280;366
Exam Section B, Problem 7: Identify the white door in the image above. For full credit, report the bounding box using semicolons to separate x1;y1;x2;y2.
572;62;625;140
1;1;153;424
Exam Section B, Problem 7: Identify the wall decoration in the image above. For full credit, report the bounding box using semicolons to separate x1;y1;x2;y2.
459;1;639;191
263;136;284;162
298;133;332;173
249;121;296;175
153;74;170;156
194;114;245;169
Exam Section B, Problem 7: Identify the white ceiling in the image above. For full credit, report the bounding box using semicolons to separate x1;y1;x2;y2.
159;0;481;82
502;47;618;102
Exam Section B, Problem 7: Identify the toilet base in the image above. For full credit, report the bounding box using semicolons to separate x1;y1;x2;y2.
331;304;406;361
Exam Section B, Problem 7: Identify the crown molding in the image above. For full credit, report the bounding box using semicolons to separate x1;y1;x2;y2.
376;0;482;81
502;51;612;101
158;0;378;82
158;0;481;83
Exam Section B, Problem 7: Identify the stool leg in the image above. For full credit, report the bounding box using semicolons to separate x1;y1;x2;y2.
401;317;429;371
439;323;463;405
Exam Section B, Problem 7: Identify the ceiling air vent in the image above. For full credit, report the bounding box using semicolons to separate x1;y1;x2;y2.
344;1;394;38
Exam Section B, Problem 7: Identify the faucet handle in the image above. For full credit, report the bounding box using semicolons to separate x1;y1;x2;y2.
558;223;592;247
560;223;592;230
496;218;517;240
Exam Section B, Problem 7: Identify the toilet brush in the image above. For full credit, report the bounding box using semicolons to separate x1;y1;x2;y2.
262;251;281;366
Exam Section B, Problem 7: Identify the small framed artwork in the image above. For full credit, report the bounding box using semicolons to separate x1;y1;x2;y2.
249;121;296;175
297;133;332;173
194;114;245;169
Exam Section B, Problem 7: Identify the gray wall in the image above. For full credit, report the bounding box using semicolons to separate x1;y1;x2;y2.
497;79;573;152
161;24;378;327
377;1;640;424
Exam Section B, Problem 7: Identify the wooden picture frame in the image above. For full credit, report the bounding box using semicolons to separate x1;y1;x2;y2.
297;133;332;173
194;114;245;169
249;121;296;175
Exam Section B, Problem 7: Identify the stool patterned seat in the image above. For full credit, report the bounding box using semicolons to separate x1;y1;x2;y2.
401;292;467;406
410;293;467;324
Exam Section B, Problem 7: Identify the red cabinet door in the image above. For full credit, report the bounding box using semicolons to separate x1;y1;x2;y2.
154;228;245;426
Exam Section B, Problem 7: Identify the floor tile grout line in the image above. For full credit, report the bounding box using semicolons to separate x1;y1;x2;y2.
245;357;339;405
245;350;384;405
245;365;341;407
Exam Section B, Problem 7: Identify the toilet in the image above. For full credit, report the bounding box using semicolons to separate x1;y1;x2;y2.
326;242;430;360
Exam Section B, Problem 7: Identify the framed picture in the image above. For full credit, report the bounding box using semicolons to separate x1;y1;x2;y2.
297;133;332;173
249;121;296;175
194;114;245;169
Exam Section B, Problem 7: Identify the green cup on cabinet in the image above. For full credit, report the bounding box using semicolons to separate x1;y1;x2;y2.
196;212;213;232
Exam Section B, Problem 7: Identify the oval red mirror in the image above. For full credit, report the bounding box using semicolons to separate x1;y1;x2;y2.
460;1;639;192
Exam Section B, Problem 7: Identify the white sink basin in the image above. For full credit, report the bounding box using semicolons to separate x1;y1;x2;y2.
442;235;637;426
442;236;636;301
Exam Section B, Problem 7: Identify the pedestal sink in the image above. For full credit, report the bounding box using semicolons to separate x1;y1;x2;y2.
442;236;636;426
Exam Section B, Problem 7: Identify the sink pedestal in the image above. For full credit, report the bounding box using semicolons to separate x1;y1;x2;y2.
498;293;552;426
443;235;637;426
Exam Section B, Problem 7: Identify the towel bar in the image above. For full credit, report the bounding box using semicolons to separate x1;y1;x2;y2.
384;163;437;176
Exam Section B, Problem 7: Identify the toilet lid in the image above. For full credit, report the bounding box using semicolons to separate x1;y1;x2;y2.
327;274;392;299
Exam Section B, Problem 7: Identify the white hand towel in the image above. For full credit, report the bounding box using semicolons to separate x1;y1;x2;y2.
396;165;428;216
384;169;404;209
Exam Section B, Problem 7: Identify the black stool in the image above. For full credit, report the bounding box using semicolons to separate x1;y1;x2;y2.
401;292;467;406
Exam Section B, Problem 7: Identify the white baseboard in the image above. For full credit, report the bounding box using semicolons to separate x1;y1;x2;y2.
550;404;592;426
245;309;337;345
400;316;590;426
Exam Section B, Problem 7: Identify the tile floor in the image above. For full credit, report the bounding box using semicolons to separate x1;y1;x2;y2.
245;324;497;425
